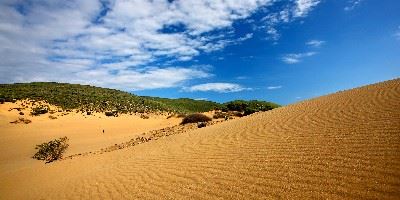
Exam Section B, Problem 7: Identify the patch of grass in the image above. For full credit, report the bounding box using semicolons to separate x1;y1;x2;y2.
33;137;69;163
181;113;212;125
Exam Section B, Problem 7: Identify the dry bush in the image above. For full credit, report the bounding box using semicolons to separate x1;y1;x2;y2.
33;137;69;163
213;112;228;119
48;115;57;120
31;106;49;116
176;113;187;118
140;114;149;119
10;117;31;124
181;113;211;125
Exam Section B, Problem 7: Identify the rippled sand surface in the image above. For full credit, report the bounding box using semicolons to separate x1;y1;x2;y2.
1;79;399;199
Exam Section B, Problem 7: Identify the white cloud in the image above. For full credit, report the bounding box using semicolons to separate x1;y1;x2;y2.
236;76;249;80
306;40;325;47
344;0;363;11
194;98;208;101
281;52;317;64
0;0;321;90
184;83;250;93
267;85;282;90
261;0;320;41
294;0;320;17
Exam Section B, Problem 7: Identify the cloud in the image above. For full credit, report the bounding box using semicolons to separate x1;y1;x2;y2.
267;85;282;90
236;76;249;80
261;0;321;41
293;0;320;17
0;0;321;90
395;26;400;40
184;83;250;93
194;98;208;101
306;40;325;47
344;0;363;11
281;52;316;64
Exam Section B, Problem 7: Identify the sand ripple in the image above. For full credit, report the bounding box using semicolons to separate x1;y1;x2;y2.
1;79;399;199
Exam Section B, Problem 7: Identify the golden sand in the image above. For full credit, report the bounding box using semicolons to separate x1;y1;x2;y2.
0;79;399;199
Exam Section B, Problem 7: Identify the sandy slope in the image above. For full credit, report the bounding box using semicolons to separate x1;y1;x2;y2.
0;103;181;176
1;79;399;199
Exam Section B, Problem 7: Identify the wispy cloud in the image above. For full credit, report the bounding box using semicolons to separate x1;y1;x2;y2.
267;85;282;90
294;0;321;17
395;26;400;40
184;83;250;93
261;0;321;41
306;40;325;47
281;52;317;64
236;76;249;80
344;0;363;11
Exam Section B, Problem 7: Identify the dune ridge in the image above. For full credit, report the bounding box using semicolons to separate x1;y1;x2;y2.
1;79;399;199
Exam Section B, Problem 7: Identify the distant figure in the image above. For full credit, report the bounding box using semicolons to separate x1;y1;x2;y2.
102;129;104;134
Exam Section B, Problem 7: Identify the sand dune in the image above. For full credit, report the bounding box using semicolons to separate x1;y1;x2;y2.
1;79;399;199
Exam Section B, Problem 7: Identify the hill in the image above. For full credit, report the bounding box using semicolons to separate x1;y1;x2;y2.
1;79;398;199
0;82;279;114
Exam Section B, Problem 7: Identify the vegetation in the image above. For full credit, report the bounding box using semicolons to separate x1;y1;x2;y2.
31;105;49;116
33;137;69;163
10;117;32;124
0;82;164;114
0;82;280;115
222;100;280;116
181;113;212;125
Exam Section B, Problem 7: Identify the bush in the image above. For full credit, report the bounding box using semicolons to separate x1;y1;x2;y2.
0;98;5;104
10;117;31;124
213;112;228;119
33;137;69;163
181;113;211;125
197;122;207;128
140;114;149;119
31;106;49;116
243;108;257;116
105;110;117;117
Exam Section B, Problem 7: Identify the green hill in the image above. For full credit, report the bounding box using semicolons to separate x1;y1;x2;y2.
0;82;280;114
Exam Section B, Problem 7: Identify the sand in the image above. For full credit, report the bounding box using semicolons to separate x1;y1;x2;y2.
0;102;181;175
0;79;399;199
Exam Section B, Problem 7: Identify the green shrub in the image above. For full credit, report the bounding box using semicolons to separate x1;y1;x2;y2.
181;113;211;125
243;108;257;116
33;137;69;163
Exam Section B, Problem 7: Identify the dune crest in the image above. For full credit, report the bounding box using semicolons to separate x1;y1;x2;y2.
1;79;399;199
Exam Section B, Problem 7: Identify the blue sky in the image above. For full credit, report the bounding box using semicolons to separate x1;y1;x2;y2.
0;0;399;105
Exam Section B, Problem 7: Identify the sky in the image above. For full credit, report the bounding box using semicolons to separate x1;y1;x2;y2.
0;0;399;105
